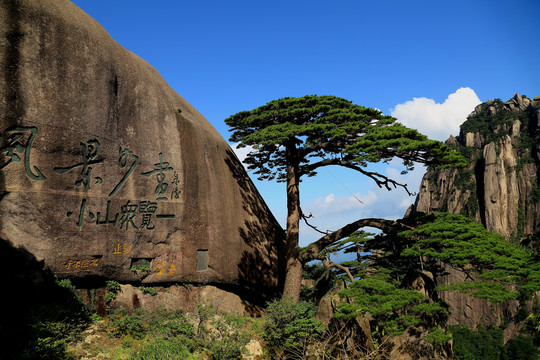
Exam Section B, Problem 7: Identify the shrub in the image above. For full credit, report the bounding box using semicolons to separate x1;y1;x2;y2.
450;325;503;360
104;292;116;304
423;327;452;345
106;280;121;293
501;335;538;360
19;277;92;360
107;309;148;340
149;309;195;344
139;286;157;296
337;277;448;337
128;339;196;360
264;298;325;355
203;314;251;359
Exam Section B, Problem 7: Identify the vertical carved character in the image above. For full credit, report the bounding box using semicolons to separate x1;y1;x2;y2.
54;139;103;190
109;148;139;197
141;152;173;201
0;126;46;180
119;200;138;230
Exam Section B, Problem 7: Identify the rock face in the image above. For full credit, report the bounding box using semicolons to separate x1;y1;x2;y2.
412;94;540;239
0;0;283;300
409;94;540;330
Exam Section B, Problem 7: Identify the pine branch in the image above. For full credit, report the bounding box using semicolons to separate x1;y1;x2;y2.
300;208;331;235
301;159;415;196
323;257;355;283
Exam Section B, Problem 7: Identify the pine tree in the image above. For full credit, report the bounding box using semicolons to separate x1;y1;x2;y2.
225;95;466;301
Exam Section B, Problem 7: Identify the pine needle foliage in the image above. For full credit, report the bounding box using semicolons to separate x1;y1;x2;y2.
225;95;467;182
337;275;448;336
399;213;540;302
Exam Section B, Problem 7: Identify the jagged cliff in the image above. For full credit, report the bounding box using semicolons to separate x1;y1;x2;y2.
409;94;540;332
412;93;540;240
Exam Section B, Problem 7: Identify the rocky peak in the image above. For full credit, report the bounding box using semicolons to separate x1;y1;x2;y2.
409;94;540;331
412;94;540;240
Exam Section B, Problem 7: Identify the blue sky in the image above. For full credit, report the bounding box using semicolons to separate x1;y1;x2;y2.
72;0;540;246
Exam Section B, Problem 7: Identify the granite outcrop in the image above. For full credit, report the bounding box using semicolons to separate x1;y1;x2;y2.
0;0;284;303
409;94;540;333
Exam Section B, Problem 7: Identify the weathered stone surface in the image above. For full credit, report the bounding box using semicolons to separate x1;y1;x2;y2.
108;284;263;316
412;94;540;238
242;340;263;360
0;0;283;299
410;94;540;329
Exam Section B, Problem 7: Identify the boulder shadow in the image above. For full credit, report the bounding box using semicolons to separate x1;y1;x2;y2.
224;149;286;310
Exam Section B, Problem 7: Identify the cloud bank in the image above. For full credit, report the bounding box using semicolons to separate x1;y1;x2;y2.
390;87;481;141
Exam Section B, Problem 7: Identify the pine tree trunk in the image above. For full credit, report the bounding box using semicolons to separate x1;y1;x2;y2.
282;143;302;302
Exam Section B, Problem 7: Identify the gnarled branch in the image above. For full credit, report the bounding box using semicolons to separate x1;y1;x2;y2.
300;217;413;263
300;159;415;196
300;208;331;235
323;257;355;283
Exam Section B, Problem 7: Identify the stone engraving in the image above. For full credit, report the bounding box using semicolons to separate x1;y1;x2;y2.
141;152;173;201
54;140;104;190
109;148;139;197
0;126;45;180
0;0;282;299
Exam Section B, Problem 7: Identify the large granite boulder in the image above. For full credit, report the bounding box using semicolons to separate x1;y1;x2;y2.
0;0;283;298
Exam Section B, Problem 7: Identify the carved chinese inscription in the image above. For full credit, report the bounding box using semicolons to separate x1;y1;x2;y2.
109;148;139;197
154;252;182;277
62;256;102;271
0;126;46;180
67;199;174;230
141;152;174;201
1;125;186;277
54;139;104;190
112;242;132;255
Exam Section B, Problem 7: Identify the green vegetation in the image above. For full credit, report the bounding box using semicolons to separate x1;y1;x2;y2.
337;276;447;337
296;211;540;357
532;182;540;203
139;286;157;296
451;325;504;360
450;326;538;360
423;327;452;345
460;99;531;144
263;298;325;357
92;305;255;359
106;280;121;293
501;336;539;360
400;213;540;302
128;339;196;359
16;277;92;360
130;259;151;272
318;212;540;303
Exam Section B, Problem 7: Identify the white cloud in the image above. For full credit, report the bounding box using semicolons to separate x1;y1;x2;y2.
324;193;335;204
390;87;481;141
310;191;378;218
